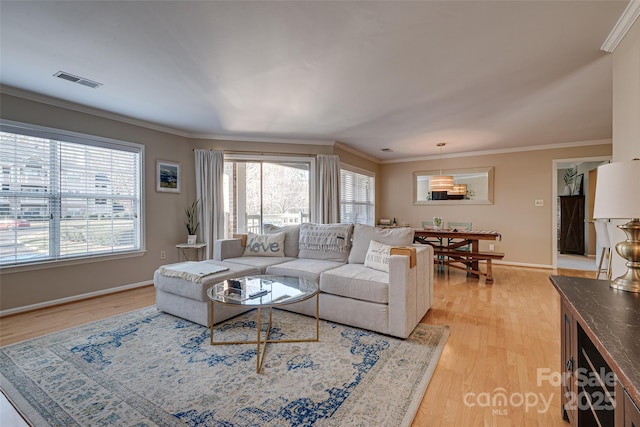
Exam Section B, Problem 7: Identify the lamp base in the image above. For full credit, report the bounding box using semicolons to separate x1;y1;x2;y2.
610;218;640;294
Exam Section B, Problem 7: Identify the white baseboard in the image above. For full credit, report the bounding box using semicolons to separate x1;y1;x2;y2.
0;280;153;317
493;260;554;269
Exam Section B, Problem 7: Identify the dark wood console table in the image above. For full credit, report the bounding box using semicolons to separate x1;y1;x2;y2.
549;275;640;426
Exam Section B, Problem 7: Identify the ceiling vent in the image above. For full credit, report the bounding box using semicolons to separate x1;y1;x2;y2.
53;71;102;89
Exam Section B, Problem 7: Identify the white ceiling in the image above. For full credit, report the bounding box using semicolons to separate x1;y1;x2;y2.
0;1;630;161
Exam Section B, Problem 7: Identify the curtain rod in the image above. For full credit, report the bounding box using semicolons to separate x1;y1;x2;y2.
192;149;316;157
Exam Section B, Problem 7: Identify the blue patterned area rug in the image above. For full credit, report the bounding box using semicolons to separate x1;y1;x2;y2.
1;307;449;427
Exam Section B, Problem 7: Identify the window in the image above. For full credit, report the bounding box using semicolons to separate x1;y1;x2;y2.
340;166;375;225
223;156;312;236
0;122;143;267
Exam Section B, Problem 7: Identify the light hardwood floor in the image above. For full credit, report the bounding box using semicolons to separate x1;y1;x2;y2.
0;265;594;426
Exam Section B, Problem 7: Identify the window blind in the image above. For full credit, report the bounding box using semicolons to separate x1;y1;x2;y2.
340;167;375;226
0;123;142;267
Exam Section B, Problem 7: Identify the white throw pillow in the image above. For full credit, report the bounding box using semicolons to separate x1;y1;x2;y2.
243;232;285;257
364;240;392;272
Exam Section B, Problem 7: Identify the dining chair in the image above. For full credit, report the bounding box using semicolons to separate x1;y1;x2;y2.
420;221;445;272
594;219;612;280
447;221;472;232
421;221;440;242
446;221;472;250
446;221;473;274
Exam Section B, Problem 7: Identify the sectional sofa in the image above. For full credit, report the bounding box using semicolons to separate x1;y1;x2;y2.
211;223;434;338
155;222;433;339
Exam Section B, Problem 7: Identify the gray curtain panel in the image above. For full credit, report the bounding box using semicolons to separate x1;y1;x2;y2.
195;149;225;259
315;154;341;224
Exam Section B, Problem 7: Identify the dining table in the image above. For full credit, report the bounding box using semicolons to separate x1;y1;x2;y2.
413;228;503;283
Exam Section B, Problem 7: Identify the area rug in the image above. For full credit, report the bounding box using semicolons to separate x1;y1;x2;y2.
0;306;449;427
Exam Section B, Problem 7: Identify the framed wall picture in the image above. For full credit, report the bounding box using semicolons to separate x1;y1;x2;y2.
156;160;181;193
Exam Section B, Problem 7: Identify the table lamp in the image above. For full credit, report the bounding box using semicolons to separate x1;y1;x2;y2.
593;159;640;293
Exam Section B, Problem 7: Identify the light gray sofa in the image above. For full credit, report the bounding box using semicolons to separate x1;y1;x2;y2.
213;223;434;339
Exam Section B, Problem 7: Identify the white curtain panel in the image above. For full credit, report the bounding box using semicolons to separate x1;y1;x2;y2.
195;149;224;259
315;154;341;224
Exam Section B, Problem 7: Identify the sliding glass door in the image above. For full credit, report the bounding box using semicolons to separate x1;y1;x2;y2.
223;158;311;237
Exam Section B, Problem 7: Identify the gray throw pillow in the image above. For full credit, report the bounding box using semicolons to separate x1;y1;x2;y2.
349;223;415;264
263;224;300;257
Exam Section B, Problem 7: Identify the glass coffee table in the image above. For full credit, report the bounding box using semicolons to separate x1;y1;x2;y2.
207;275;319;373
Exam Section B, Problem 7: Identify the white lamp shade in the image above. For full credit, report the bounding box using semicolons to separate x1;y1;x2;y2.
593;159;640;219
429;175;454;192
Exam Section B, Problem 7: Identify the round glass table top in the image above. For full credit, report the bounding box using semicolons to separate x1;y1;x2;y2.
207;275;319;307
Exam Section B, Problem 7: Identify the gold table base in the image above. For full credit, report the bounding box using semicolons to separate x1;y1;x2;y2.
209;294;320;373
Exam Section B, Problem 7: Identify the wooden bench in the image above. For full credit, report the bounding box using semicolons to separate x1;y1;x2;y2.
432;248;505;284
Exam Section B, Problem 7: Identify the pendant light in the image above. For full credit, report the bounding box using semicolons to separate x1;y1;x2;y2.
429;143;454;199
448;184;467;199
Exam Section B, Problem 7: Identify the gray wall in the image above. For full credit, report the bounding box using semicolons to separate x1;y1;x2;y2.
0;93;343;312
0;91;617;311
0;93;193;311
378;144;612;267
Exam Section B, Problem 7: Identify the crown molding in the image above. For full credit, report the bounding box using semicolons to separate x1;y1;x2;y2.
601;0;640;53
1;85;338;147
0;85;192;138
1;85;612;164
380;139;613;164
195;133;335;146
333;142;382;163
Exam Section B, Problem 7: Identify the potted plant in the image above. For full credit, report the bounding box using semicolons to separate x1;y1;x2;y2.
185;199;199;244
563;166;578;195
433;216;443;230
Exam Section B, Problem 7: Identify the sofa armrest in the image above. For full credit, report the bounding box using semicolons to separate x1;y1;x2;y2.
414;244;434;307
388;254;415;338
214;239;245;261
387;244;434;338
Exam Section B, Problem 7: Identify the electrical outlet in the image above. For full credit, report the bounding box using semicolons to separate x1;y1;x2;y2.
160;250;166;260
489;243;495;251
535;199;544;207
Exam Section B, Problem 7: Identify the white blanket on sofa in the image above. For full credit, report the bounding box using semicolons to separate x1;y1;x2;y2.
158;262;229;283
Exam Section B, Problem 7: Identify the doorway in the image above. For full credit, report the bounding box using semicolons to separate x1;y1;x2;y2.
552;156;611;271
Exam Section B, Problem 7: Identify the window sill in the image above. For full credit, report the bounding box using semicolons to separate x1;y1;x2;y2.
0;250;147;274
